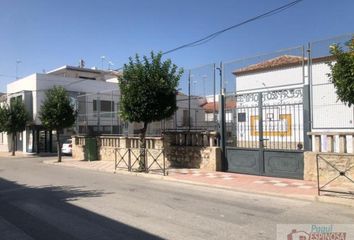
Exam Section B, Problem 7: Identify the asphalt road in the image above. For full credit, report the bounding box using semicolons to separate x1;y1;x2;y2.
0;156;353;240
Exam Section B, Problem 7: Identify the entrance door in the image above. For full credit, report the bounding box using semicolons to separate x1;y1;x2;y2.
226;88;305;179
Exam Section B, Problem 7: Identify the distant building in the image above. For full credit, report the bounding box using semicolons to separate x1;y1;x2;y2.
2;65;121;154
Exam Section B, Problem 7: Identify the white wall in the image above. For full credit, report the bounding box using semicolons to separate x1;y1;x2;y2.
34;74;119;125
236;65;304;93
4;71;121;153
0;132;9;152
311;62;354;130
235;61;354;131
7;74;37;93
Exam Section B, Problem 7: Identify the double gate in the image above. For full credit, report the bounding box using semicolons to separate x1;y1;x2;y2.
225;87;308;179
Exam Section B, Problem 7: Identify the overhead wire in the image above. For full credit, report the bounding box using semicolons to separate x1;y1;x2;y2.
162;0;304;54
114;0;304;70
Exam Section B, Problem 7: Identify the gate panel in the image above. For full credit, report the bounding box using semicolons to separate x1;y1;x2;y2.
227;148;260;175
264;150;304;179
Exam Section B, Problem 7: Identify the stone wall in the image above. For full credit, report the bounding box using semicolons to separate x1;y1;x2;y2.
304;152;354;183
305;132;354;188
72;131;222;171
72;136;85;160
166;146;221;171
163;131;221;171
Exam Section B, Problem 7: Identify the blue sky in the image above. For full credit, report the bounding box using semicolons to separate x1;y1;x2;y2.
0;0;353;92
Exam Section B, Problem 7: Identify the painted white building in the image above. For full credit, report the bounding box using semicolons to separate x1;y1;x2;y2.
2;65;121;154
232;55;353;151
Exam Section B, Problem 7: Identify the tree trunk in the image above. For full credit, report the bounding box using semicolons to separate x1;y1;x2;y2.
11;133;15;156
57;130;62;162
139;122;148;171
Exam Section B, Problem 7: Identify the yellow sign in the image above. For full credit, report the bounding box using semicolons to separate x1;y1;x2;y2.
250;114;292;137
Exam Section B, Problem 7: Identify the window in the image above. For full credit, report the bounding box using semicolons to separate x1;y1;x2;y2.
205;113;214;122
10;95;22;103
79;76;96;80
93;100;114;112
226;112;233;123
238;112;246;122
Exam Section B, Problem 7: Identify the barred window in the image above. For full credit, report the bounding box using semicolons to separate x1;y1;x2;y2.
93;100;114;112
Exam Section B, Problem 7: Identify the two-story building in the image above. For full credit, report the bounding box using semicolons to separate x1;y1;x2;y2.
2;65;121;154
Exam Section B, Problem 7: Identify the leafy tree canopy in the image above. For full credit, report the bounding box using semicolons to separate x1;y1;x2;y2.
39;86;76;131
328;37;354;106
119;52;183;125
1;98;29;134
0;97;29;156
0;105;6;132
39;86;76;162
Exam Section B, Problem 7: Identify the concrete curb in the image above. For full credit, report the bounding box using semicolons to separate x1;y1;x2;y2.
42;160;354;208
315;195;354;208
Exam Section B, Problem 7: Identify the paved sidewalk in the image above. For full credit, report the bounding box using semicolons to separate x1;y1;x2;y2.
43;158;319;200
167;168;317;199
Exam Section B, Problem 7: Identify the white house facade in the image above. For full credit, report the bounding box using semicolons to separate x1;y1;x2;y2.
233;55;353;152
2;65;121;154
224;54;353;179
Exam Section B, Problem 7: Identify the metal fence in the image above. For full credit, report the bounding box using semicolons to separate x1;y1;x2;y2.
76;89;125;135
316;153;354;197
74;33;353;138
310;34;354;129
74;64;219;136
222;46;306;150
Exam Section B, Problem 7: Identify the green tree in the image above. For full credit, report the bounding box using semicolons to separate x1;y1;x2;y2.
0;98;29;156
39;86;76;162
328;37;354;106
119;51;183;170
0;105;5;133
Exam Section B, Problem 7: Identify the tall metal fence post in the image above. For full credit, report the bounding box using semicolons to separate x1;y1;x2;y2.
258;92;264;174
303;42;313;151
145;148;148;173
213;63;217;129
75;97;79;134
218;62;227;171
97;92;101;135
316;154;320;196
188;70;191;131
163;149;166;176
111;90;114;134
114;148;117;173
128;148;131;171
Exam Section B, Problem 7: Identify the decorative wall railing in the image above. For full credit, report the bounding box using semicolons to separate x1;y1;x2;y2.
307;132;354;153
164;130;220;147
